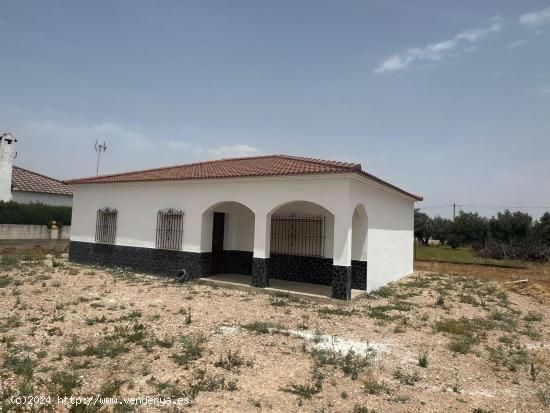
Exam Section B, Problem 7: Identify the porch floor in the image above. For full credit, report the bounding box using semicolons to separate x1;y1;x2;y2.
198;274;365;303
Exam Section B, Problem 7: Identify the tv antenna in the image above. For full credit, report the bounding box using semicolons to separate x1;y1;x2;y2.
94;140;107;176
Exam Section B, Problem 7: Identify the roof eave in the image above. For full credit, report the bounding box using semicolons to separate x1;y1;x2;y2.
65;170;423;201
12;189;73;196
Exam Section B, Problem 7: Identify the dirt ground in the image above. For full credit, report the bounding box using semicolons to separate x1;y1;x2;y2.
1;255;549;412
0;240;69;256
415;260;550;305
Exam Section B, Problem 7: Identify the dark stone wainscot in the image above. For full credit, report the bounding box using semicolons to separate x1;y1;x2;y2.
70;242;367;299
251;258;269;288
351;260;367;290
332;265;352;300
69;241;211;280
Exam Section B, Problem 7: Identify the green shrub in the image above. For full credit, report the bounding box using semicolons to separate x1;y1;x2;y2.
3;355;36;378
363;377;391;395
171;335;204;366
0;275;13;288
523;311;543;322
80;338;130;359
214;351;251;371
189;368;237;393
0;201;71;226
317;307;358;317
418;350;429;368
100;378;126;397
448;335;478;354
435;318;473;335
487;344;529;372
49;371;81;397
310;348;373;380
392;368;420;385
241;321;284;334
281;367;324;399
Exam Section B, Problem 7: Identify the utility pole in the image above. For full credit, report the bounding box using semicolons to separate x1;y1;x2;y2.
95;140;107;176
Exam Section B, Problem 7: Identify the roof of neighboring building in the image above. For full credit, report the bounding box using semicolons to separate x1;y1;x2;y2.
12;166;73;196
64;154;422;201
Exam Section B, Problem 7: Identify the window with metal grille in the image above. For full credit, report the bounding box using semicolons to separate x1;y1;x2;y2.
270;215;325;257
95;208;117;244
156;208;184;250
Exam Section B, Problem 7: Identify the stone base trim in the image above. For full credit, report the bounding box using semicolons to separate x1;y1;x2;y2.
351;260;367;290
269;253;333;286
221;250;253;275
70;241;363;300
69;241;210;280
332;265;352;300
251;258;269;288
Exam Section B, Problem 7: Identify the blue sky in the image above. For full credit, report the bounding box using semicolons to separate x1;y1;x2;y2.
1;1;549;218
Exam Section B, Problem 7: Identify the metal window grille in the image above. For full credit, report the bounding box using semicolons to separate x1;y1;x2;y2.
95;207;117;244
156;208;184;250
270;214;325;257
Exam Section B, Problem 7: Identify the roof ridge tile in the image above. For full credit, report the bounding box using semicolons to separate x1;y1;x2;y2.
12;166;72;196
64;154;422;201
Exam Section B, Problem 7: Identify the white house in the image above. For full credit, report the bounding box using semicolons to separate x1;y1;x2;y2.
66;155;422;299
0;133;73;206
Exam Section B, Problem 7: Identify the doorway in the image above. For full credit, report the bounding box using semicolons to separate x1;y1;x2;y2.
211;212;225;274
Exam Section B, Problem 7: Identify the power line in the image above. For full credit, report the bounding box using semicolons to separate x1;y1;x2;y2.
459;204;550;209
416;205;453;209
418;204;550;210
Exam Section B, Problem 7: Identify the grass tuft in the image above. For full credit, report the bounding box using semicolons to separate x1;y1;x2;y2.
241;321;284;334
171;335;204;367
392;368;420;386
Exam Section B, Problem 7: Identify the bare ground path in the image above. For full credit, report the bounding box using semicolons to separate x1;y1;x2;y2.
0;254;549;412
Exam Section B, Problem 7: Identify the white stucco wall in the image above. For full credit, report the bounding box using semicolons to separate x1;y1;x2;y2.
0;224;70;240
349;177;415;291
201;202;255;252
352;204;368;261
69;173;417;291
0;136;16;202
70;175;352;258
12;191;73;207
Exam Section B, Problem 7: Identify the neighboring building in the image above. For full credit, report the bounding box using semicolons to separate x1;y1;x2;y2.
0;133;73;206
66;155;422;298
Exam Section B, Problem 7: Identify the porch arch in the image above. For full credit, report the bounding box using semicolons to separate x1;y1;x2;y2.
351;203;368;290
201;201;255;276
267;200;336;218
266;200;335;286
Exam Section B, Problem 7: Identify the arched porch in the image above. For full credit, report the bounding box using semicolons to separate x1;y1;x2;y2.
266;200;335;286
201;201;255;276
351;203;368;291
199;199;368;300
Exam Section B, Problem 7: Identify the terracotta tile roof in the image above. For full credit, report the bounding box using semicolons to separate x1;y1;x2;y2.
12;166;73;196
64;154;422;201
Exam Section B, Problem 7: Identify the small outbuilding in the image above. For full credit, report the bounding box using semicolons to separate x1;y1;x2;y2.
0;133;73;206
65;155;422;299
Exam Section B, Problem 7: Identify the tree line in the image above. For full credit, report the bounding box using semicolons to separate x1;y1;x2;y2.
0;201;72;227
415;209;550;261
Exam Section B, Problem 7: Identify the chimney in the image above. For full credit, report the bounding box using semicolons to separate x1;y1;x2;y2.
0;133;17;202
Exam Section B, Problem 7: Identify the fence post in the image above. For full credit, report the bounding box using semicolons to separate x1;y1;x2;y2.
50;221;59;240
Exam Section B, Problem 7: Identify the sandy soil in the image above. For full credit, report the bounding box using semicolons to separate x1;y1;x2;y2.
415;260;550;304
1;255;549;412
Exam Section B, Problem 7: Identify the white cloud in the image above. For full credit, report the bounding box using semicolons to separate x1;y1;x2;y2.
374;17;502;74
22;121;260;158
373;55;408;74
207;144;260;158
508;39;527;49
520;6;550;27
13;120;262;178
